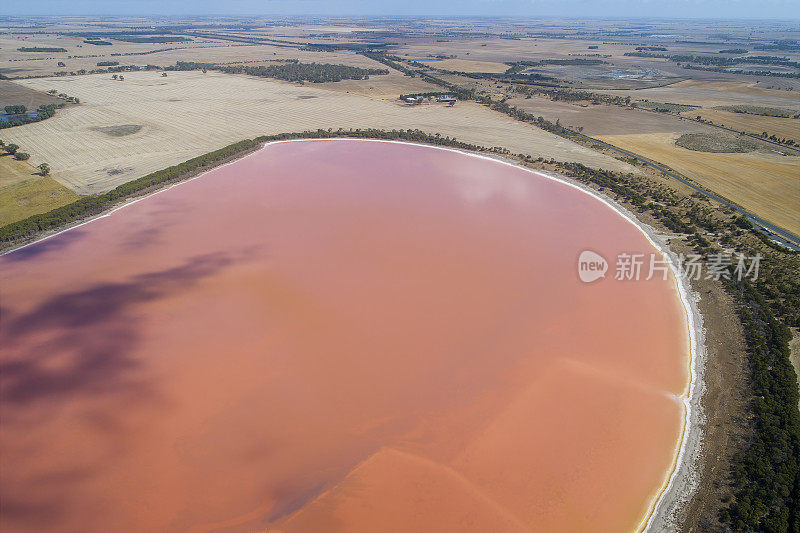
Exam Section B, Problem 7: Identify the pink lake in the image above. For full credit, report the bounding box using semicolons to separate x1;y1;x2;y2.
0;139;690;532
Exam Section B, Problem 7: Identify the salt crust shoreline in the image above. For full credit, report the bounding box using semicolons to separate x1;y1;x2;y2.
1;138;706;532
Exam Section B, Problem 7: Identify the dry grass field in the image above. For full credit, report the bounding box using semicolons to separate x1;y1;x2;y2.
0;71;634;194
0;156;78;225
683;108;800;144
595;132;800;236
0;154;39;188
317;70;437;99
506;97;707;136
598;80;800;110
431;59;510;73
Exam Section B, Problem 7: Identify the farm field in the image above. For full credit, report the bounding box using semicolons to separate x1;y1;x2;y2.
0;156;78;226
431;58;510;73
0;79;63;109
0;34;395;78
506;97;708;136
0;153;40;188
597;80;800;110
683;108;800;144
0;71;635;194
595;132;800;236
317;70;437;99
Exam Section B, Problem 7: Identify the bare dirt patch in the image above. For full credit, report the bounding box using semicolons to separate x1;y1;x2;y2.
0;79;62;109
95;124;142;137
791;328;800;411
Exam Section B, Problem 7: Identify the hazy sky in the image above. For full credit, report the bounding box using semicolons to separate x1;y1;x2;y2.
2;0;798;19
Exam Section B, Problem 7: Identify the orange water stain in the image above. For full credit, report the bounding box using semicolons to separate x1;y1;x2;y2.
0;140;689;532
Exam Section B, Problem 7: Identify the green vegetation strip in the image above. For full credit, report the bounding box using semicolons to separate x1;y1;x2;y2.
168;61;388;83
675;132;760;153
715;105;800;119
17;47;67;52
636;101;699;113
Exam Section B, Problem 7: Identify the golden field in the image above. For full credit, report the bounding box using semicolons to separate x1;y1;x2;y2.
595;132;800;236
0;156;78;226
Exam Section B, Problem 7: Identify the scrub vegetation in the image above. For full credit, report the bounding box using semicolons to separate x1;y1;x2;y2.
675;132;761;153
0;104;58;129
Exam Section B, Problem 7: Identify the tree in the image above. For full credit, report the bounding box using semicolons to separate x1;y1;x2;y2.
14;152;30;161
38;162;50;176
5;143;19;155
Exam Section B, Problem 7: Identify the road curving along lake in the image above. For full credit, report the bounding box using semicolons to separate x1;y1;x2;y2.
0;139;695;532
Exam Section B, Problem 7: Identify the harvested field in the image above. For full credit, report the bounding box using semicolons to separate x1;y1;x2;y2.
432;58;510;73
0;71;635;194
0;32;392;78
507;96;707;136
674;132;760;153
317;70;438;99
597;79;800;110
683;108;800;144
596;132;800;236
0;156;79;225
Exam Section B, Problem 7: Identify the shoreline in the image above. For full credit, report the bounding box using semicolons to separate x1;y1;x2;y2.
0;137;705;531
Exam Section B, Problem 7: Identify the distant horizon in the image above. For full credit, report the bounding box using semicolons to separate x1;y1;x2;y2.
2;14;800;21
1;1;799;21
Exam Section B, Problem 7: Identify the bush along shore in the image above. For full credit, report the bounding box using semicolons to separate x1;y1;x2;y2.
1;129;797;532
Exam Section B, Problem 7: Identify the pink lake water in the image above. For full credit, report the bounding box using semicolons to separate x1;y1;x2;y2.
0;140;690;532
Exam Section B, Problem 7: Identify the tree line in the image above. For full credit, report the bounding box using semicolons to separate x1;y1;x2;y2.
167;60;388;83
17;47;67;52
